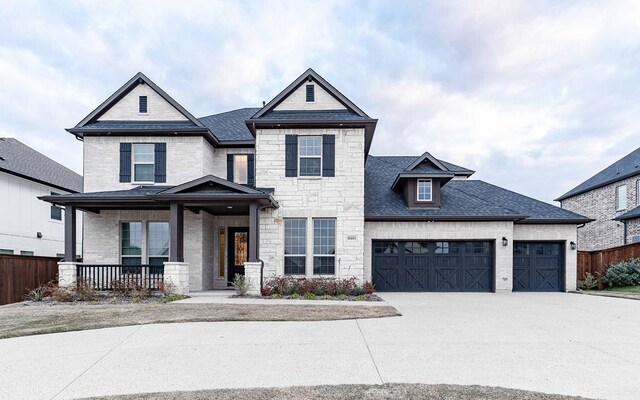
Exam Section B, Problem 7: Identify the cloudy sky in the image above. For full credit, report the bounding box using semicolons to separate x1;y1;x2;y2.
1;0;639;203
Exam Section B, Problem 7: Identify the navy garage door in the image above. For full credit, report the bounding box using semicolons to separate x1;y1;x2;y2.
513;242;564;292
372;241;494;292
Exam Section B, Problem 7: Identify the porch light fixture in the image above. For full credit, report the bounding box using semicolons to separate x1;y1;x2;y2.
570;241;577;250
227;206;233;209
501;237;508;246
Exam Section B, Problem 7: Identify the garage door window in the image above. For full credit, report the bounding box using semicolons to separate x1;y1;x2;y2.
405;242;429;254
374;241;398;254
284;219;306;275
465;242;491;254
313;218;336;275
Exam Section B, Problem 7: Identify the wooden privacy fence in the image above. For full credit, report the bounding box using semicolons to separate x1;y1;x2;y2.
577;242;640;288
0;254;59;305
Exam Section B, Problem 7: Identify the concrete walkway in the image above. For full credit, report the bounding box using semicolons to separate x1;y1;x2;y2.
1;293;639;400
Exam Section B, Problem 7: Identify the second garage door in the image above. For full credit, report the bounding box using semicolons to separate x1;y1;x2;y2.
513;242;564;292
372;241;494;292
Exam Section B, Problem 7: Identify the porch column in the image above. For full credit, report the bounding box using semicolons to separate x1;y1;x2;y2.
249;202;259;262
169;203;184;262
64;205;76;262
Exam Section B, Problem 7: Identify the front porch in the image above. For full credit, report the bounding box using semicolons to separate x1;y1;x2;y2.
41;175;278;294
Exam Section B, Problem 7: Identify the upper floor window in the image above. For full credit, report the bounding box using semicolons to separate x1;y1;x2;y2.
132;144;155;183
298;136;322;177
233;155;248;184
616;184;627;211
417;179;433;202
50;192;62;220
139;96;148;113
305;84;315;102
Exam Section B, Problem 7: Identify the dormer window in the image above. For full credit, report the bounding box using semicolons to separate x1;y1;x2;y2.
139;96;148;113
305;84;315;102
417;179;432;202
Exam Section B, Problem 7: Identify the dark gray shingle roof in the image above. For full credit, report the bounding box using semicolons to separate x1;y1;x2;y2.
254;109;368;121
615;205;640;221
366;155;590;222
80;121;197;130
198;108;259;142
0;138;83;193
556;147;640;201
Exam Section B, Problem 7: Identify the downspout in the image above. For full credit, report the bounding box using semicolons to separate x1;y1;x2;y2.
623;221;628;245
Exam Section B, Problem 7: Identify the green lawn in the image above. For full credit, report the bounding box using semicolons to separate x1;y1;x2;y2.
604;285;640;293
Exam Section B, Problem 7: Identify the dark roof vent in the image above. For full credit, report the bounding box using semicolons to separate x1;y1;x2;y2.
0;156;5;161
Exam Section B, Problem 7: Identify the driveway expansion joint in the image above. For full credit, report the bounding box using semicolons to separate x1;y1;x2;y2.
356;319;384;384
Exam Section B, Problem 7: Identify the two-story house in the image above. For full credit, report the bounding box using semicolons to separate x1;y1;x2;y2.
0;138;83;257
557;147;640;251
42;69;590;294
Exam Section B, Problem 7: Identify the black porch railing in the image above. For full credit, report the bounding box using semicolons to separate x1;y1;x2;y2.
77;264;164;291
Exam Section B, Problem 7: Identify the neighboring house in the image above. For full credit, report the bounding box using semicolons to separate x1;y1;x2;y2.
42;69;590;294
0;138;83;257
557;148;640;251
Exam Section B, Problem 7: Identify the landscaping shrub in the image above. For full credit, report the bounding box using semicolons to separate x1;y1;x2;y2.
75;279;98;301
263;276;366;297
157;280;176;296
303;292;316;300
111;278;150;299
601;259;640;287
577;272;599;290
232;274;249;296
161;294;188;303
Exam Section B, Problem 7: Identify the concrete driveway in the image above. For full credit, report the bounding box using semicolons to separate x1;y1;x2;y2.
1;293;639;400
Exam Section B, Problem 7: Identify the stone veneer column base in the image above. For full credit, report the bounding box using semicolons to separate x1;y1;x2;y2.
243;261;262;296
163;262;190;294
58;262;77;288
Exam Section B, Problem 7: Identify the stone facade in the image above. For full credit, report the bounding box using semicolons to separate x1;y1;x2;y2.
561;175;640;251
256;127;365;281
83;136;216;192
626;218;640;243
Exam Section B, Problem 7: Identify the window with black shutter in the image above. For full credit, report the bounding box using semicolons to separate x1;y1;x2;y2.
305;85;315;102
139;96;148;113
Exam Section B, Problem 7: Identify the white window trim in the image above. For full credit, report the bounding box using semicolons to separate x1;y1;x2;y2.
416;179;433;202
131;143;155;184
233;154;249;185
298;136;322;178
616;184;627;211
312;218;336;276
284;218;307;275
147;221;169;265
120;221;143;265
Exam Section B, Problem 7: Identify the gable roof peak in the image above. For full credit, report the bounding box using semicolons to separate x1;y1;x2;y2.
250;68;370;120
73;71;204;129
405;151;449;172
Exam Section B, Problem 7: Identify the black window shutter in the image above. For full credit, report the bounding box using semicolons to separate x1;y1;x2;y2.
119;142;132;183
322;135;335;177
247;154;255;187
154;143;166;183
285;135;298;177
227;154;234;182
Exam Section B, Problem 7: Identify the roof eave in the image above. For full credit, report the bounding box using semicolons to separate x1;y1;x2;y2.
364;215;528;222
515;218;595;224
3;168;81;194
66;127;221;147
555;170;640;201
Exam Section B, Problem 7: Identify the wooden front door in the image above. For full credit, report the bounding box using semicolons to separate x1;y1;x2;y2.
227;227;249;284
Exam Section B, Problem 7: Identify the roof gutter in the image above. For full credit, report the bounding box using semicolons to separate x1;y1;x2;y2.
364;215;529;222
66;127;221;147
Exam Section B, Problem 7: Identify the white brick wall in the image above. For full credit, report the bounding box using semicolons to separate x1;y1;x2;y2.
83;136;215;192
513;224;578;291
98;84;188;121
256;128;365;281
207;147;255;180
561;175;640;250
274;83;346;111
364;221;515;291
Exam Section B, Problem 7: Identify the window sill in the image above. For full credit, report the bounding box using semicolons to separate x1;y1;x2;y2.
132;182;156;186
297;176;322;180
